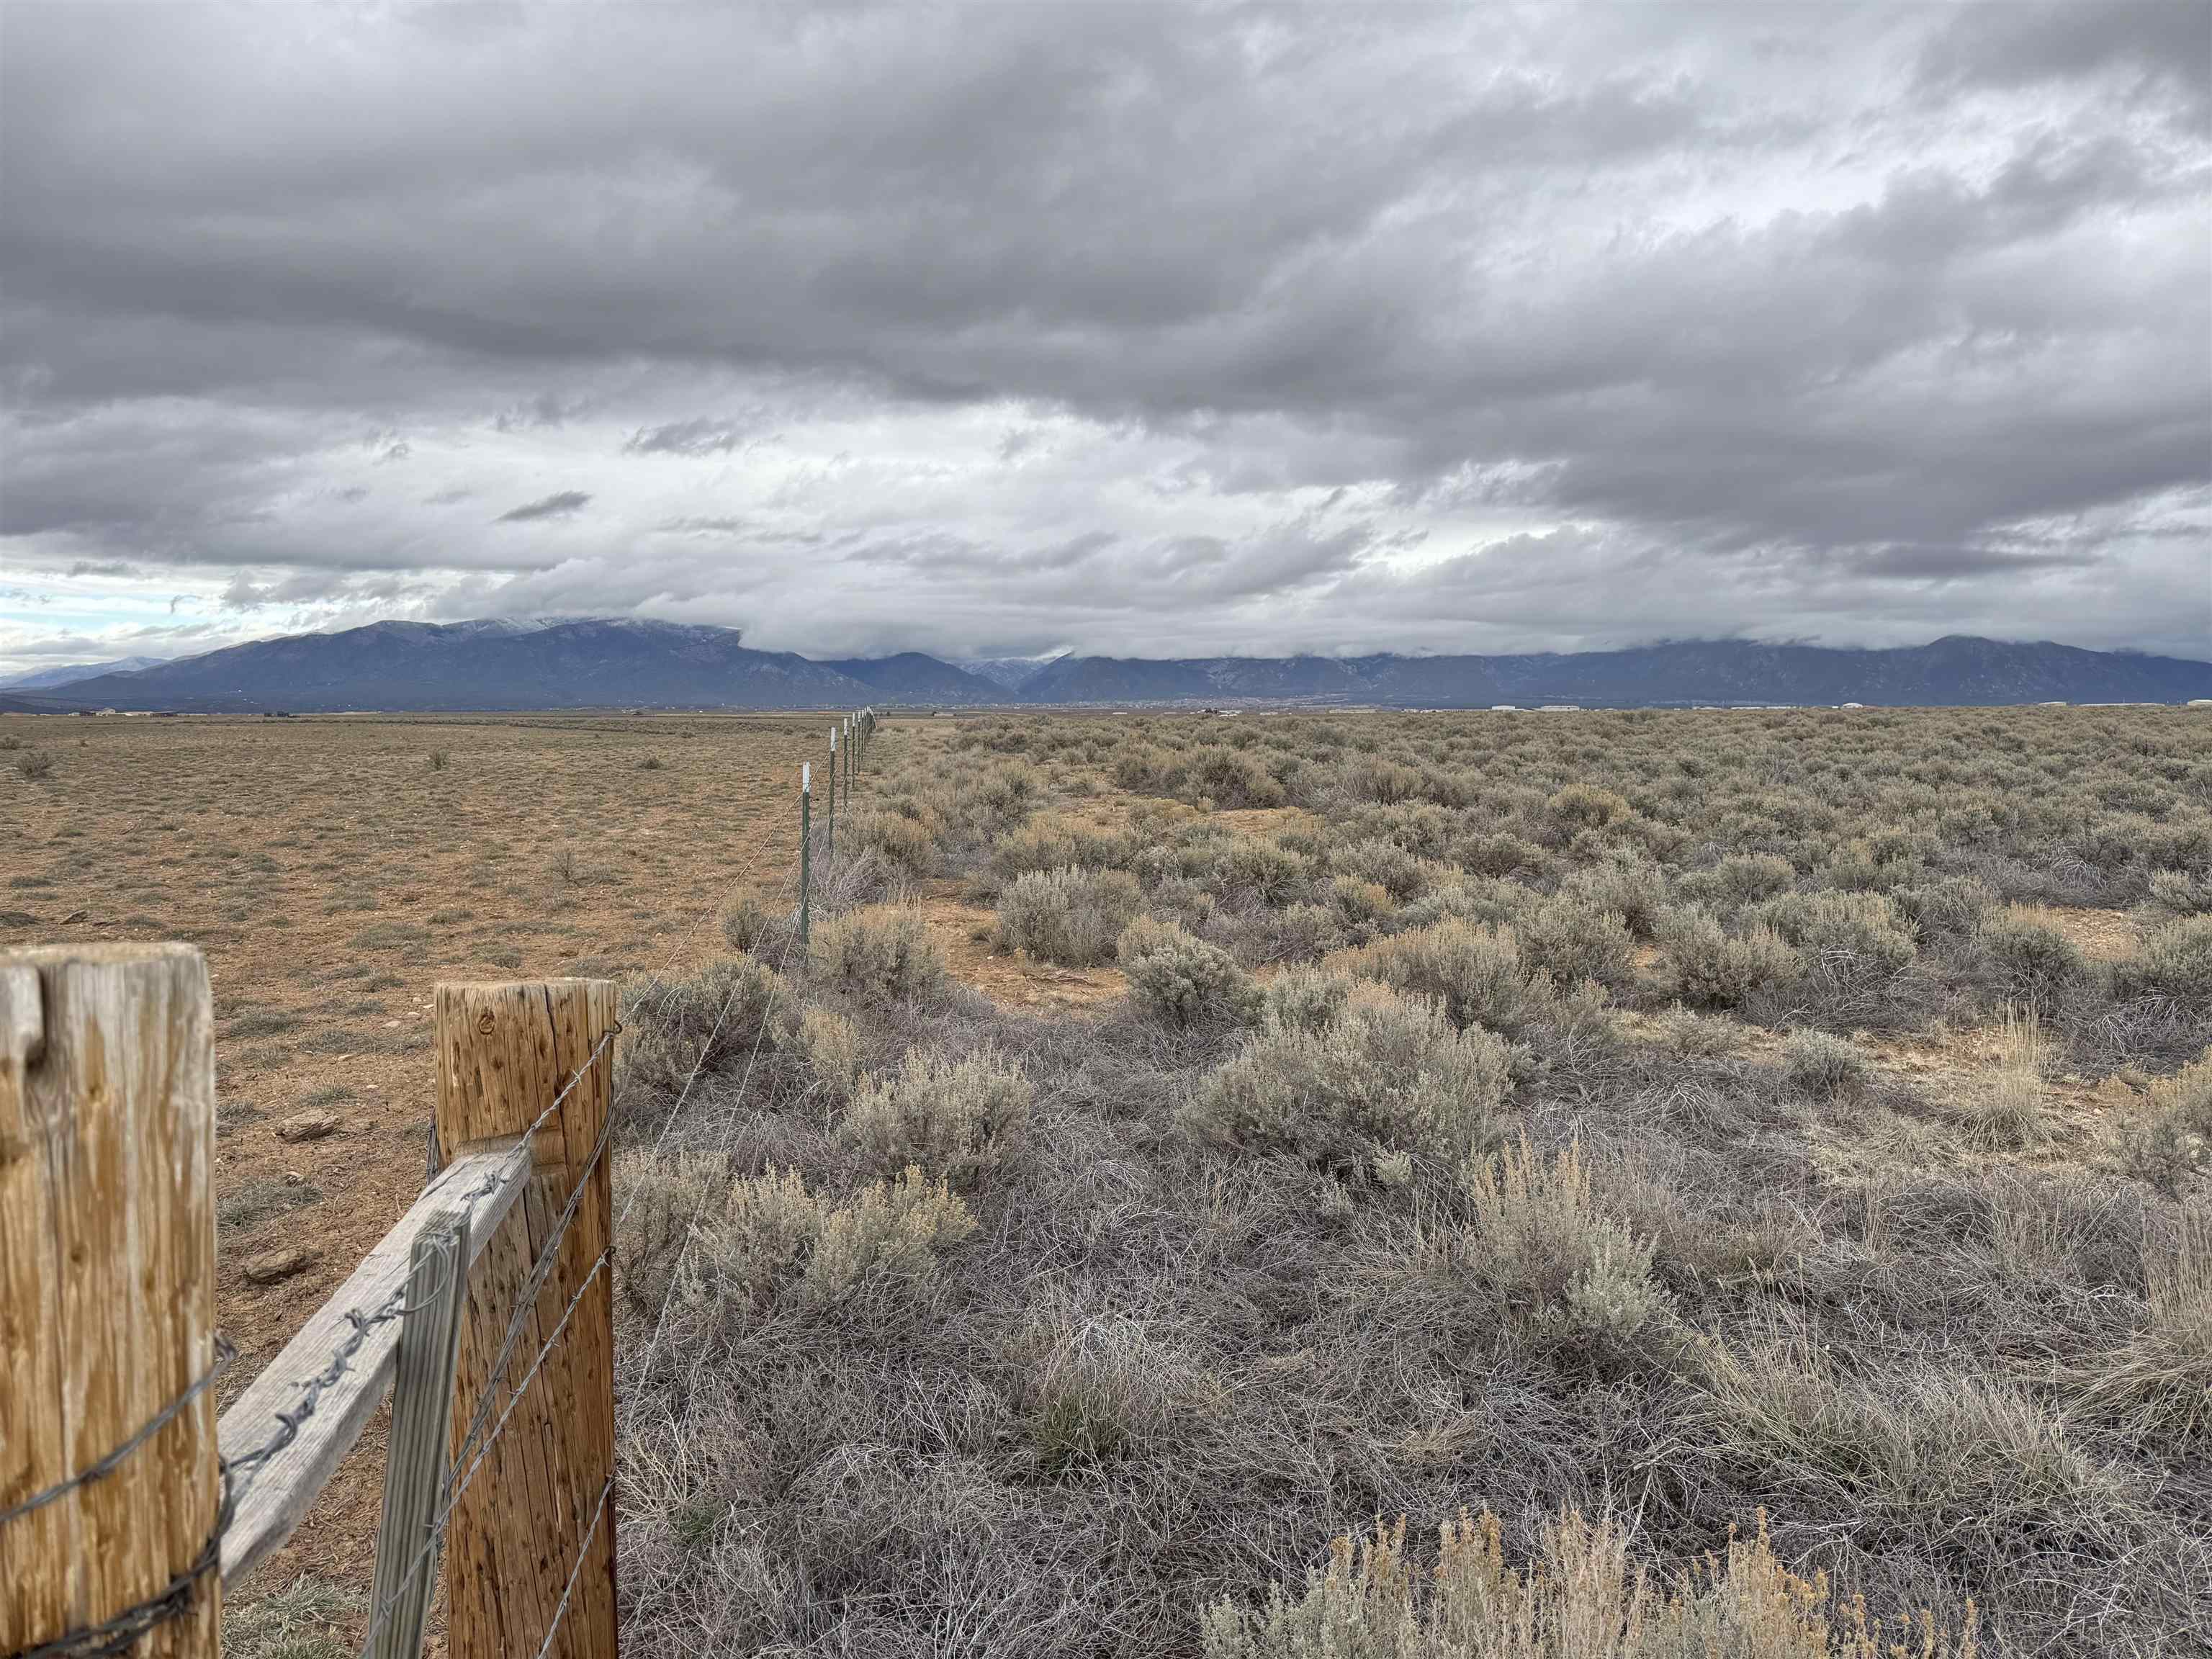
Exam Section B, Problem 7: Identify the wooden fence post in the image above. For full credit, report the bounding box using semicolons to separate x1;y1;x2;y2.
434;979;619;1659
1;943;220;1658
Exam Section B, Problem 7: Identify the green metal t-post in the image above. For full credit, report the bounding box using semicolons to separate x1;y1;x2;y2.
799;761;812;949
826;725;837;860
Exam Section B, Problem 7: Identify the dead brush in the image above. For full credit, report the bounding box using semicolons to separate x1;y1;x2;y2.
2071;1202;2212;1447
1200;1507;1982;1659
1970;1003;2049;1148
809;904;946;1002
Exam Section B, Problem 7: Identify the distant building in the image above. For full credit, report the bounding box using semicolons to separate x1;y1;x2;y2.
1490;704;1519;711
1536;703;1581;712
2190;699;2212;708
1840;701;1865;709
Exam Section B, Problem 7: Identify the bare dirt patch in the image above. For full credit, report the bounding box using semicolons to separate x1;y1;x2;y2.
912;884;1125;1011
1999;902;2141;962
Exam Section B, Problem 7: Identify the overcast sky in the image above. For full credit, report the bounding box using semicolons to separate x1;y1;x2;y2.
3;2;2208;675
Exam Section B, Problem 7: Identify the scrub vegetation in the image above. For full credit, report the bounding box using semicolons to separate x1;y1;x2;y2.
601;705;2211;1656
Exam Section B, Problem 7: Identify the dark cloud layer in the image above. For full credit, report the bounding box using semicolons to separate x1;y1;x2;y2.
1;2;2206;671
495;490;593;523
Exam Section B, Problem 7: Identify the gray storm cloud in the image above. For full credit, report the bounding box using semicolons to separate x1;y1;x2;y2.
1;1;2206;672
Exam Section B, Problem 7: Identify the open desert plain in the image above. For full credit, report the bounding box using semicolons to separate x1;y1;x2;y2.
8;701;2211;1656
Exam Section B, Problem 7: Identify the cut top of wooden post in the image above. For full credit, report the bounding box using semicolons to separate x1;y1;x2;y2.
1;943;221;1658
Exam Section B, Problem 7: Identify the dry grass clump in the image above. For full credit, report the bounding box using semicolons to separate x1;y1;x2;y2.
809;904;946;1002
1970;1004;2048;1148
997;866;1141;966
1654;907;1800;1010
2120;1044;2212;1194
1433;1135;1668;1352
2112;913;2212;1005
619;1159;976;1321
1349;916;1536;1033
624;956;796;1102
1188;981;1520;1170
2074;1203;2212;1447
1975;908;2088;1015
1118;913;1262;1027
840;1042;1033;1187
1200;1508;1980;1659
222;1573;361;1659
1644;1003;1753;1058
1781;1028;1874;1101
1012;1305;1223;1477
1756;889;1917;1003
1691;1335;2143;1596
1517;894;1635;992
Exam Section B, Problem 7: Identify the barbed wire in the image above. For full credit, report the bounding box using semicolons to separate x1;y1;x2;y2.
531;1475;614;1659
619;855;811;1416
9;1470;230;1659
616;730;889;1633
2;1347;235;1659
351;841;814;1655
0;1339;233;1529
222;1025;613;1518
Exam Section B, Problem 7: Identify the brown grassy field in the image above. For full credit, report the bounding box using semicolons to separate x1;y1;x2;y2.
8;703;2211;1656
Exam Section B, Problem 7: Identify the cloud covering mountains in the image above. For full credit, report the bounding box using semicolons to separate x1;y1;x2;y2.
2;3;2206;678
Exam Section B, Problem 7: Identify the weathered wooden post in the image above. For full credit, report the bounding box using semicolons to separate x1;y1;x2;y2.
434;979;619;1659
799;762;813;948
1;943;221;1658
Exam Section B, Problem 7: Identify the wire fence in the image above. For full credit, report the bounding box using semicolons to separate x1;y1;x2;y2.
354;851;809;1658
3;710;882;1659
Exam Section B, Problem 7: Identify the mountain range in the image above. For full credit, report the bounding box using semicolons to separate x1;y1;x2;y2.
0;655;168;691
6;619;2208;714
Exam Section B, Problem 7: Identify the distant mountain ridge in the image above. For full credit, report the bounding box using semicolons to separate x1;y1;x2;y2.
23;620;2212;712
0;655;168;690
1017;637;2212;708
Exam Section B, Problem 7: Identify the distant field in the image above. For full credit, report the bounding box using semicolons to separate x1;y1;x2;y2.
7;703;2209;1655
